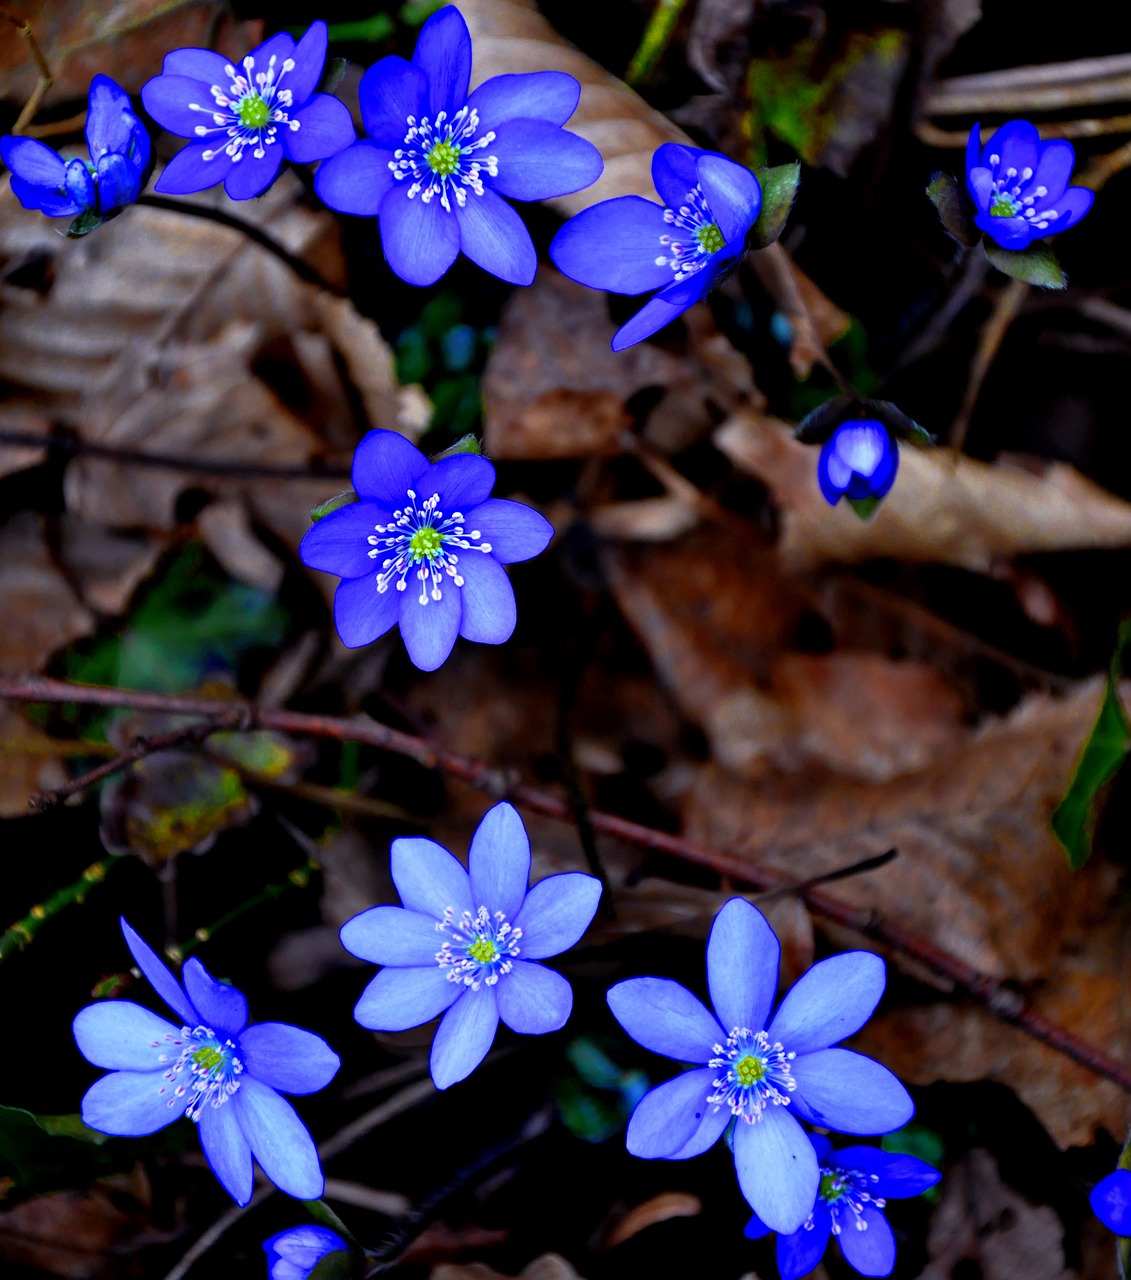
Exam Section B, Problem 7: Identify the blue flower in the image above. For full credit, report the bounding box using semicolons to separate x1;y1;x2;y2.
549;143;761;350
73;919;340;1206
606;898;914;1235
299;430;553;671
744;1133;941;1279
966;120;1093;251
817;419;898;510
1;75;150;233
340;802;602;1090
1092;1168;1131;1235
264;1225;349;1280
141;21;355;201
313;4;602;287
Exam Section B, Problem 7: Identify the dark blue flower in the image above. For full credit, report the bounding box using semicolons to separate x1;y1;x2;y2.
340;802;601;1090
1092;1168;1131;1235
264;1225;349;1280
817;419;898;510
966;120;1093;251
299;430;553;671
314;5;602;287
607;898;914;1235
745;1133;940;1279
549;143;761;350
141;21;354;201
1;76;150;233
74;919;340;1205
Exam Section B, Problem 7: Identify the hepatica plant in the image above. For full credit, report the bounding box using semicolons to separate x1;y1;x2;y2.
818;419;899;517
340;802;602;1089
74;919;339;1205
607;898;913;1234
264;1225;350;1280
315;4;603;286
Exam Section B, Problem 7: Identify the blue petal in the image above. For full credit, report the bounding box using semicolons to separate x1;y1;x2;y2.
430;984;499;1089
837;1147;940;1199
462;499;552;564
666;1097;731;1159
73;1002;180;1070
81;1069;180;1136
488;120;603;202
419;454;496;512
468;71;580;127
284;95;356;165
359;56;429;148
1092;1170;1131;1235
651;143;709;210
468;801;530;917
413;6;473;118
965;122;982;181
239;1023;340;1095
95;152;142;213
767;951;886;1055
379;185;461;286
340;905;444;966
391;834;473;917
265;1226;347;1276
224;145;284;201
333;574;401;648
810;1131;835;1165
976;209;1033;249
315;141;396;216
1;134;66;187
1028;139;1075;203
85;75;138;159
233;1076;323;1200
496;960;572;1033
8;175;80;216
456;553;516;645
247;32;297;76
140;73;209;138
454;188;537;285
398;575;462;670
624;1067;716;1157
983;119;1040;177
743;1212;772;1241
300;500;393;579
512;872;601;959
612;295;691;351
549;196;673;294
778;1203;832;1280
607;977;722;1063
120;918;200;1027
183;958;248;1037
64;158;96;211
160;48;230;83
968;165;993;215
352;428;429;501
707;898;779;1036
790;1049;914;1134
284;21;330;106
154;142;231;195
1046;186;1093;233
837;1205;896;1277
199;1099;254;1205
733;1104;819;1233
354;964;460;1030
696;153;761;246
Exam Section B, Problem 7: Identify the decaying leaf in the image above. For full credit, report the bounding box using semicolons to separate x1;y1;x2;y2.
598;1192;702;1249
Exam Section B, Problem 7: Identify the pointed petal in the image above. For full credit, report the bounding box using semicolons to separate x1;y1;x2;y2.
352;428;429;501
85;75;137;158
1092;1170;1131;1235
154;142;231;195
625;1067;716;1158
299;500;393;578
266;1226;347;1271
837;1147;941;1199
612;295;690;350
666;1095;732;1159
81;1070;180;1136
354;964;461;1030
234;1076;323;1199
285;94;356;165
768;952;886;1054
284;21;330;106
607;977;722;1063
975;209;1033;249
790;1049;914;1134
182;959;248;1037
398;575;462;670
456;553;515;645
743;1213;772;1241
199;1099;254;1205
733;1105;819;1233
73;1002;181;1071
968;164;993;213
513;872;601;959
120;918;199;1027
358;56;429;147
651;143;708;210
488;120;602;202
239;1023;340;1095
139;73;211;137
707;898;779;1035
333;573;400;648
454;188;537;286
413;6;472;117
340;905;443;966
468;72;579;127
468;801;530;917
696;153;761;246
430;984;499;1088
1;135;66;186
379;186;461;286
549;195;673;294
462;499;551;564
838;1205;896;1276
778;1204;833;1280
418;454;496;511
315;140;395;216
966;122;983;177
64;158;95;211
391;835;472;917
496;960;571;1034
223;145;283;200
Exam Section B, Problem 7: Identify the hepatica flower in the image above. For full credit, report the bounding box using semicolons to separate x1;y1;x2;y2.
966;120;1093;251
550;143;761;350
74;919;339;1205
299;430;552;671
141;21;354;200
264;1225;349;1280
745;1133;940;1279
314;5;602;286
607;898;913;1234
1;76;150;234
1092;1168;1131;1236
817;419;898;514
340;802;601;1089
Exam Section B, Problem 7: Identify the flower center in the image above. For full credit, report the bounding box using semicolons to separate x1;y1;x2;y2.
153;1025;243;1121
390;107;498;213
695;222;725;254
435;905;522;989
188;52;301;164
366;489;493;608
706;1027;796;1122
989;189;1022;217
238;92;270;130
655;184;725;282
984;152;1056;229
803;1165;886;1236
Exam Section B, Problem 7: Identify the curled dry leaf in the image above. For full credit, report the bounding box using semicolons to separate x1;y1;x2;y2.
0;513;93;675
598;1192;702;1250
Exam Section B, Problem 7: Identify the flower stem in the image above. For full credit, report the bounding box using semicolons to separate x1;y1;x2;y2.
0;857;119;963
625;0;689;87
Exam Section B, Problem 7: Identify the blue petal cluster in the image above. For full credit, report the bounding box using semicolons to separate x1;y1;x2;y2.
74;919;339;1205
1;76;150;229
299;430;553;671
315;5;602;286
745;1133;940;1279
340;802;602;1090
1092;1168;1131;1236
607;898;913;1234
817;419;898;509
141;21;354;200
264;1225;349;1280
966;121;1093;251
550;143;761;350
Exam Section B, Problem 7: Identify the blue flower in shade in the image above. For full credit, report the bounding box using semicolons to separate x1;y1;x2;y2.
299;430;553;672
1;76;150;233
817;419;898;511
141;21;354;201
313;5;602;287
340;802;602;1090
966;121;1093;251
73;919;340;1206
744;1133;941;1279
264;1225;349;1280
606;898;914;1235
1092;1168;1131;1236
549;143;761;351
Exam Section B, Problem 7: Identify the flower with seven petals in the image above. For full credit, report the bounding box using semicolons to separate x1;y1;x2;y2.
607;897;914;1234
264;1225;349;1280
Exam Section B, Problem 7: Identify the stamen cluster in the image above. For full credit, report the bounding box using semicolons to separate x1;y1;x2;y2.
191;54;300;164
391;106;498;212
707;1026;797;1122
435;905;523;989
656;185;725;281
155;1025;244;1120
813;1165;886;1236
367;489;493;606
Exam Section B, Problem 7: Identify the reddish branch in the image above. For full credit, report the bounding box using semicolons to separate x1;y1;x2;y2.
3;673;1129;1094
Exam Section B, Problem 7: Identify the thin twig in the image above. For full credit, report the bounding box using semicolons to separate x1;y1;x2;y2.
948;276;1027;456
0;10;52;135
917;114;1131;149
2;675;1129;1093
892;248;991;374
0;857;118;961
925;54;1131;116
625;0;690;87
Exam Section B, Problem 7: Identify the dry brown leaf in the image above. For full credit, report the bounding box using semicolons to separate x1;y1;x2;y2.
431;1254;585;1280
599;1192;702;1249
0;512;93;674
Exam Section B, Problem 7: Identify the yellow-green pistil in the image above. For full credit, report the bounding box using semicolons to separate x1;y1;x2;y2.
409;525;443;561
467;936;499;964
428;140;461;177
192;1045;224;1074
695;222;725;254
820;1171;845;1201
734;1054;766;1087
989;190;1022;217
238;93;271;130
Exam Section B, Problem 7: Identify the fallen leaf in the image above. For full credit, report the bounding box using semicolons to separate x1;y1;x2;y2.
599;1192;702;1249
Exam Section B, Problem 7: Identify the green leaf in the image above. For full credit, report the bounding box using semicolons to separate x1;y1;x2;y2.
0;1105;122;1205
308;1252;360;1280
748;162;800;250
311;490;359;523
984;240;1066;289
430;433;482;461
301;1199;359;1245
399;0;446;26
846;494;881;521
67;209;105;239
926;172;977;247
1051;620;1131;868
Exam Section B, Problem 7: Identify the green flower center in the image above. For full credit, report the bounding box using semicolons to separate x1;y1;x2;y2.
695;222;725;254
428;140;461;177
733;1054;765;1087
989;190;1022;218
467;935;499;964
820;1172;846;1202
409;525;444;561
192;1045;224;1074
238;94;270;130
